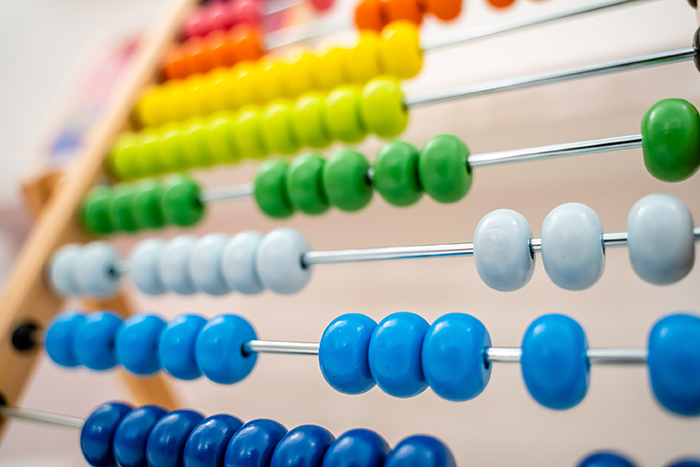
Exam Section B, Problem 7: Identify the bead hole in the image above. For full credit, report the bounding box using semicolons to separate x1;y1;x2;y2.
482;350;491;371
240;343;252;358
11;321;39;352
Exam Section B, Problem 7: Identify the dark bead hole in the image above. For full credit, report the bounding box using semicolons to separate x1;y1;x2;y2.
12;322;39;352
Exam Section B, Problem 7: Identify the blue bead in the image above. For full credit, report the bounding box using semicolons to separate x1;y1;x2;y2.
160;314;207;380
648;313;700;415
666;460;700;467
81;402;133;467
319;314;377;395
384;436;455;467
195;315;258;384
270;425;335;467
113;405;168;467
184;414;244;467
521;314;590;410
422;313;492;402
146;410;205;467
577;451;637;467
74;311;123;371
224;419;288;467
368;312;429;398
322;429;389;467
45;310;86;367
116;314;167;375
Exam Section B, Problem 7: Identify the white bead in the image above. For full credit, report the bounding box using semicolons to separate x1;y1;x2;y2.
473;209;535;292
257;228;312;294
190;234;231;296
48;244;83;296
627;194;695;285
160;236;199;295
222;231;265;294
75;242;122;297
541;203;605;291
130;239;167;295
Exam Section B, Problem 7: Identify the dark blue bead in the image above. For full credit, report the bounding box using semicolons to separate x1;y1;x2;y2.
80;402;133;467
577;451;637;467
270;425;335;467
45;311;86;367
384;436;455;467
225;419;288;467
521;314;589;410
160;314;207;380
422;313;491;402
113;405;168;467
322;429;389;467
368;312;429;398
195;315;258;384
648;313;700;416
319;314;377;395
146;410;205;467
74;311;123;371
116;314;167;375
184;414;244;467
666;460;700;467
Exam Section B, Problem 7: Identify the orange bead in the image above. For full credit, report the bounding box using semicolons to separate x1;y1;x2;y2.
486;0;516;8
382;0;423;25
207;30;238;68
231;25;264;62
184;39;215;75
424;0;461;20
163;49;194;81
355;0;386;32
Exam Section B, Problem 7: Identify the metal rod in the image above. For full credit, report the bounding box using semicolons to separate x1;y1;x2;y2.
265;18;352;49
0;406;83;430
245;340;320;355
200;183;254;203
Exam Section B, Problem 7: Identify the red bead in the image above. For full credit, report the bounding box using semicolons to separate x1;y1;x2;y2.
308;0;335;11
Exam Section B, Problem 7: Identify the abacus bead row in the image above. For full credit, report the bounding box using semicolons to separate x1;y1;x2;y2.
182;0;263;40
355;0;460;31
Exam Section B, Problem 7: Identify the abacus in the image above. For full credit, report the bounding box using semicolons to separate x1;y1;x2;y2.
1;0;699;465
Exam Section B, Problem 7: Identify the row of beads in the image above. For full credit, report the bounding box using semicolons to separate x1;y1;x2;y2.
82;401;452;467
354;0;460;31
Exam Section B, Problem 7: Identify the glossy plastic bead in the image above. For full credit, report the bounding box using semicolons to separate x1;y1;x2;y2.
378;21;422;79
360;79;407;138
486;0;516;8
109;185;140;232
82;186;115;235
190;234;232;296
577;452;637;467
319;313;377;395
666;461;700;467
110;135;143;180
422;313;491;401
418;134;472;204
425;0;461;20
354;0;385;32
224;419;288;467
130;239;167;295
133;180;166;229
140;134;166;175
183;120;216;168
256;228;312;294
208;114;240;165
369;312;429;398
323;150;373;212
49;244;83;296
75;241;122;297
184;415;244;467
160;235;199;295
116;314;166;375
237;106;269;158
521;314;590;410
264;101;302;155
81;402;133;467
160;125;191;172
287;154;330;215
384;436;456;467
347;32;383;84
45;311;86;367
383;0;423;25
294;93;332;149
314;47;349;91
222;231;265;294
541;203;605;291
270;425;335;467
473;209;535;292
323;429;389;467
159;314;207;380
373;141;422;207
147;410;205;467
641;98;700;182
627;194;695;285
162;175;206;228
74;311;123;371
254;160;294;219
326;86;368;144
648;313;700;415
113;405;168;467
284;50;317;98
196;314;258;384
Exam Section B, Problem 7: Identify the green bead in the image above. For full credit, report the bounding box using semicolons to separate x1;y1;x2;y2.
294;93;332;149
182;119;215;169
326;86;367;144
641;98;700;182
253;160;294;219
373;141;422;207
360;78;408;139
323;149;373;212
208;113;240;165
418;134;472;203
82;186;115;235
133;179;166;229
237;106;269;159
140;133;166;176
159;125;190;172
287;154;329;215
161;174;206;227
109;184;140;232
109;134;143;180
263;100;301;155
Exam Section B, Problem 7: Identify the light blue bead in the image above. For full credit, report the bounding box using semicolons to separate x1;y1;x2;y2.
627;194;695;285
159;314;207;380
521;314;589;410
190;234;232;296
45;311;86;367
183;415;244;467
75;242;123;297
577;452;637;467
160;236;199;295
648;313;700;416
81;402;133;467
319;313;377;395
222;231;265;295
541;203;605;291
146;410;205;467
322;429;389;467
196;315;258;384
257;228;312;294
116;314;167;375
113;405;168;467
224;419;288;467
368;312;429;398
74;311;124;370
130;239;167;295
48;244;83;296
270;425;335;467
422;313;491;402
384;436;456;467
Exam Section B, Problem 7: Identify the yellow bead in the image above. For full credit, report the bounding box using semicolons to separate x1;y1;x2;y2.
237;106;269;159
294;92;332;149
347;31;383;84
136;86;167;128
232;61;261;108
109;134;145;180
263;100;301;155
162;82;193;123
326;85;367;144
183;75;212;118
378;20;423;80
360;78;408;138
284;50;317;98
208;112;241;164
257;57;287;103
313;47;350;91
201;69;230;113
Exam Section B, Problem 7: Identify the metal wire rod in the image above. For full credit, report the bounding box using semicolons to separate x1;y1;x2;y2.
0;406;83;430
200;184;255;203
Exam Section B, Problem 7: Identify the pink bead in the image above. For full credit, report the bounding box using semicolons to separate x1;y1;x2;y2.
308;0;334;11
183;11;213;39
209;2;237;31
232;0;262;27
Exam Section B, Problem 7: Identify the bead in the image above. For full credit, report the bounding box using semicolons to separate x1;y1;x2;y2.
140;134;167;176
109;135;144;180
486;0;516;8
368;312;429;398
160;314;207;380
322;430;389;467
182;120;215;168
384;436;456;467
147;410;205;467
130;239;167;295
667;461;700;467
473;209;535;292
81;402;133;467
641;98;700;182
258;58;287;103
540;203;605;291
160;236;199;295
373;141;422;207
133;180;166;229
45;310;86;367
378;21;422;80
232;63;260;108
160;125;191;172
264;101;302;155
222;231;265;294
309;0;334;11
116;314;167;375
314;47;349;91
418;134;471;204
627;194;695;285
360;79;407;139
421;313;491;401
48;244;83;296
577;452;637;467
323;150;373;212
695;27;700;71
424;0;461;20
110;184;140;233
75;241;122;297
184;415;244;467
162;175;206;228
234;25;264;62
82;186;115;235
648;313;700;415
294;93;332;149
326;86;368;144
354;0;385;32
114;405;168;467
521;314;589;410
237;106;269;158
319;313;377;395
256;228;312;294
383;0;423;25
224;419;288;467
137;87;168;127
270;425;335;467
74;311;123;371
207;114;240;164
284;50;317;98
196;314;258;384
347;31;383;84
287;154;330;215
254;160;294;219
190;234;232;296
